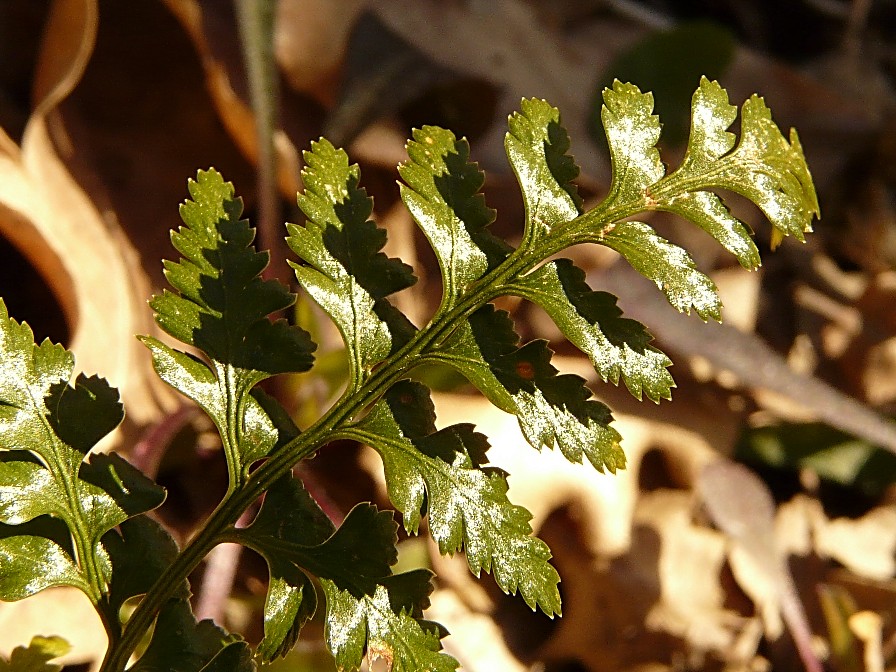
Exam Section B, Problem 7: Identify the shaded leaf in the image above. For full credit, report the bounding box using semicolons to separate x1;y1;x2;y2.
150;169;314;377
45;375;123;455
400;125;510;310
238;475;398;659
352;380;561;614
129;599;253;672
143;168;315;479
509;259;674;401
104;516;185;616
238;475;329;662
321;571;456;672
247;475;335;549
287;139;416;388
436;304;624;472
241;498;397;599
78;453;165;526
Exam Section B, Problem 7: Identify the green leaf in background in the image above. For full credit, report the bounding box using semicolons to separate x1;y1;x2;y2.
737;421;896;500
0;300;163;603
435;304;624;472
129;599;253;672
0;635;71;672
400;125;510;312
350;380;561;614
509;259;674;401
321;570;457;672
288;139;417;389
505;97;583;244
142;169;316;481
591;21;735;146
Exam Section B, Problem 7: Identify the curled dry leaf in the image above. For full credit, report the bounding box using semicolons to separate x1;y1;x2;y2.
778;495;896;583
0;0;170;438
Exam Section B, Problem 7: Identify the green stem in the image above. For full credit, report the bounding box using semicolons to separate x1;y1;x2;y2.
99;218;592;671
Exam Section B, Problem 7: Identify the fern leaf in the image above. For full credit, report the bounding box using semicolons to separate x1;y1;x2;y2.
321;571;457;672
142;169;316;480
399;126;511;312
509;259;674;401
349;380;561;615
505;98;583;242
128;599;253;672
433;305;624;472
288;139;416;390
0;299;163;602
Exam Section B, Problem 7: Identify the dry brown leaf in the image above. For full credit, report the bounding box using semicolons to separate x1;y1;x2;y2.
837;271;896;405
849;611;885;672
0;0;170;437
426;589;528;672
699;461;788;636
636;490;740;654
819;507;896;581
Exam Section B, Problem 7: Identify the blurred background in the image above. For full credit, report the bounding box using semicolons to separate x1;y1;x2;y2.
2;0;896;670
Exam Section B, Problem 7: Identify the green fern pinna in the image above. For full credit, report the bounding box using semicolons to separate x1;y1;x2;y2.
0;79;817;670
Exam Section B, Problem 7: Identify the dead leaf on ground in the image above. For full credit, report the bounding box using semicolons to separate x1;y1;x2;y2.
0;0;171;440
